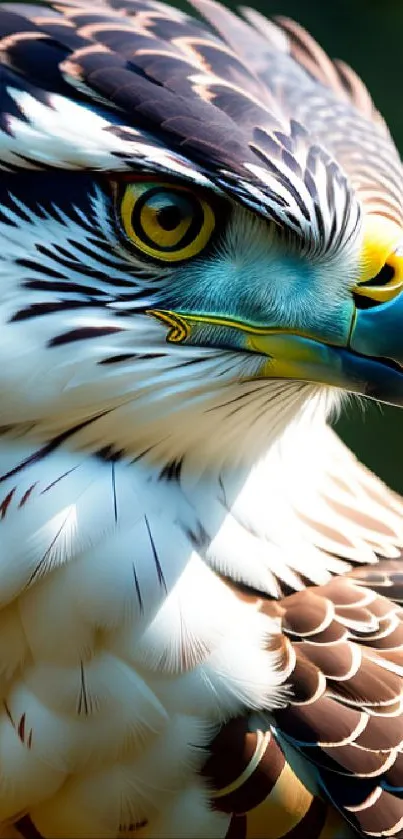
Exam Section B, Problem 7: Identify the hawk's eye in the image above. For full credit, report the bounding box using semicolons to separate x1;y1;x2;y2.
117;181;216;263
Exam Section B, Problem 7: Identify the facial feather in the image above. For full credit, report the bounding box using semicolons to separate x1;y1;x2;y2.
0;171;341;468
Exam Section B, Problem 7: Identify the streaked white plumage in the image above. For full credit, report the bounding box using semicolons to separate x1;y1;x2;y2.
0;409;399;836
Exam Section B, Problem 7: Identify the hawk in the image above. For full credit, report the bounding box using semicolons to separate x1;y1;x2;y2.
0;0;403;837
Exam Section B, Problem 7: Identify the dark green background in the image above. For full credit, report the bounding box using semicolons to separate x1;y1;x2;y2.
201;0;403;492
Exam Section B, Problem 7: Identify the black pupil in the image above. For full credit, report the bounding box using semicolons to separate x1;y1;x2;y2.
157;204;184;231
130;187;205;255
361;262;395;288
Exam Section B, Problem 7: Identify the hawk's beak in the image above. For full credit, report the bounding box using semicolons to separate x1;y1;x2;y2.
148;303;403;407
246;268;403;407
349;294;403;370
248;270;403;407
249;317;403;407
248;227;403;406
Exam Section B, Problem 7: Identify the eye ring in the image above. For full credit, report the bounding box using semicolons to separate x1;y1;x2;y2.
360;262;396;288
116;180;216;263
355;247;403;305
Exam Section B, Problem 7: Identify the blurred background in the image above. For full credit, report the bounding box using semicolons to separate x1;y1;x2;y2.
187;0;403;492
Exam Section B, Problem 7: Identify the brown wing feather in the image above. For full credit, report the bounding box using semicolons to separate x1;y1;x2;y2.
272;573;403;839
205;572;403;837
348;560;403;605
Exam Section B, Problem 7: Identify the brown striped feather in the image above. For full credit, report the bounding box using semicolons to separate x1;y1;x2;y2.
0;0;375;254
192;0;403;226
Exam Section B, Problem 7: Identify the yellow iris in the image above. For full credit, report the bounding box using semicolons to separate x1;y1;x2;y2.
356;216;403;303
118;181;216;262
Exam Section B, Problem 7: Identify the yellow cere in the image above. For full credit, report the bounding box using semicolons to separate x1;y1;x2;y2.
357;215;403;302
119;180;216;262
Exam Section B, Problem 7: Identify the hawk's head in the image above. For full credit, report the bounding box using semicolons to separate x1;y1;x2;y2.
1;0;403;468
